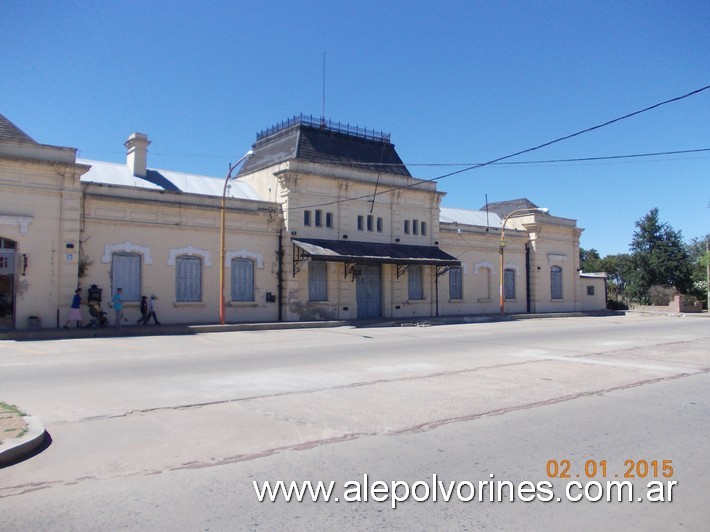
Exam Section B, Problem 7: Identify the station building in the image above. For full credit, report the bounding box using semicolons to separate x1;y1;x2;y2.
0;113;606;329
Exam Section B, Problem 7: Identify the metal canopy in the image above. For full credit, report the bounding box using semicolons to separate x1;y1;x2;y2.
292;238;460;279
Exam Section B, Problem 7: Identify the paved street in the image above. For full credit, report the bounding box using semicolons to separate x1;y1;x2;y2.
0;315;708;530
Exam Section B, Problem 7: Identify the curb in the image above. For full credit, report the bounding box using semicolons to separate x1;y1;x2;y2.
0;416;46;466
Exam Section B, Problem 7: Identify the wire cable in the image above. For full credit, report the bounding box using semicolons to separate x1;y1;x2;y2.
295;84;710;211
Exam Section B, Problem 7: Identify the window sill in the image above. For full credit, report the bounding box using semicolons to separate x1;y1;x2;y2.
477;298;492;303
228;301;258;307
173;301;205;308
448;298;464;303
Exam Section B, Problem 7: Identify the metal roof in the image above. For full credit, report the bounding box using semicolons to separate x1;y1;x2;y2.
440;207;502;228
239;116;411;177
293;238;460;266
0;114;36;143
480;198;539;218
79;159;263;200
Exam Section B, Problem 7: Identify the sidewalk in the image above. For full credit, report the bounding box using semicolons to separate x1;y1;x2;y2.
0;311;636;342
0;402;46;467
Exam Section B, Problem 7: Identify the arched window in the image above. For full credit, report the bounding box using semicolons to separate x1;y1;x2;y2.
551;266;563;299
231;258;254;301
176;256;202;302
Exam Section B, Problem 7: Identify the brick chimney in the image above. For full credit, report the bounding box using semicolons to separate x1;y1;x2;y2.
124;133;150;177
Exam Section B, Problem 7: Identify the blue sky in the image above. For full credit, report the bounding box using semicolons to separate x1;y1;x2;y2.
2;1;708;256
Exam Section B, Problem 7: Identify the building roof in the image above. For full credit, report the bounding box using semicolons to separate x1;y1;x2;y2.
0;114;36;144
293;238;460;266
79;159;263;200
480;198;539;218
238;114;411;177
440;207;502;228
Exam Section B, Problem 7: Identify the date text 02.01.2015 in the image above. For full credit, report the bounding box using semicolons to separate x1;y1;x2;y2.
546;459;674;479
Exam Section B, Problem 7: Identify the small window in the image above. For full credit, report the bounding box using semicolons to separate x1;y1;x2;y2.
315;210;322;227
176;256;202;302
376;217;383;233
231;258;254;301
412;220;419;235
449;266;462;299
586;285;595;296
304;210;311;226
404;220;410;234
421;222;427;236
357;215;364;231
308;261;327;301
367;215;373;232
408;264;424;300
504;268;516;300
325;212;333;228
551;266;563;299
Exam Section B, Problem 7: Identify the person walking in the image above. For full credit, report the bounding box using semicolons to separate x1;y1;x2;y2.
145;294;161;325
63;288;85;329
137;295;148;325
112;287;126;327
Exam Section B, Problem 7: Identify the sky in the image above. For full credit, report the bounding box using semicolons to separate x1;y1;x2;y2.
1;0;708;256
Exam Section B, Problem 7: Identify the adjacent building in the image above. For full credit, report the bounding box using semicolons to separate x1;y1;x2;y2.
0;113;606;329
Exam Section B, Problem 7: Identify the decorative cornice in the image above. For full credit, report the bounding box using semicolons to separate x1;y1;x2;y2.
0;215;33;235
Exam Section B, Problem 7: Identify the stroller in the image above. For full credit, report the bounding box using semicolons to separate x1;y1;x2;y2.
86;284;109;328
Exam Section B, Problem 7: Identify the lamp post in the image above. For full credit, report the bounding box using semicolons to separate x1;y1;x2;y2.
219;150;254;325
499;207;548;315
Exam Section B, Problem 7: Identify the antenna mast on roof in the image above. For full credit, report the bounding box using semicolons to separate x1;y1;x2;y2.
321;52;326;127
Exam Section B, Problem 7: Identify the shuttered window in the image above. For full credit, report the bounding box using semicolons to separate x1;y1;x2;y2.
408;264;424;300
231;258;254;301
551;266;563;299
111;253;141;301
449;266;463;299
176;256;202;302
504;268;516;300
308;261;328;301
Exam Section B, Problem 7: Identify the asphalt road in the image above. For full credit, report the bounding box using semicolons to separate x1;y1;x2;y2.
0;315;708;530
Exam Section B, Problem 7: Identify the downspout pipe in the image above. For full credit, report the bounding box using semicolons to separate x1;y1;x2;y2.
277;230;284;321
525;243;531;313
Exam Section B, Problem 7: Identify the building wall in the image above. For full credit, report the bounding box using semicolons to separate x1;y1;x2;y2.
0;147;88;329
263;161;445;322
78;184;282;325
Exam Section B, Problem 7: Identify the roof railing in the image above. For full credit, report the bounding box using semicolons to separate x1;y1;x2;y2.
256;114;391;143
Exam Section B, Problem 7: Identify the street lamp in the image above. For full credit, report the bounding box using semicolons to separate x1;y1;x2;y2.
220;149;254;325
499;207;548;315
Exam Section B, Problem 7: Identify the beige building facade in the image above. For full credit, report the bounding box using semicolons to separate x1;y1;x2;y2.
0;113;606;330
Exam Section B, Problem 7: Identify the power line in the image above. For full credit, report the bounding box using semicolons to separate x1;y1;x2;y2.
295;84;710;211
351;147;710;168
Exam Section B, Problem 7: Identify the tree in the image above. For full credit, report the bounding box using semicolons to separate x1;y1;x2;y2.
628;208;692;303
687;234;710;309
601;253;634;303
579;248;604;273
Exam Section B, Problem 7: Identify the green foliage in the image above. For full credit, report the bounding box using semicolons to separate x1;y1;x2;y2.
686;234;710;307
579;248;603;272
627;208;692;303
601;253;634;302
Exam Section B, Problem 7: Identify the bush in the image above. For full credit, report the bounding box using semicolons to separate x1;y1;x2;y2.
648;285;675;306
607;298;628;310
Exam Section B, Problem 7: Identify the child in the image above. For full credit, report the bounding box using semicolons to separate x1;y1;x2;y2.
137;295;148;325
145;294;161;325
